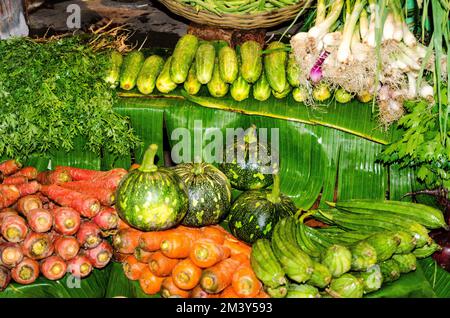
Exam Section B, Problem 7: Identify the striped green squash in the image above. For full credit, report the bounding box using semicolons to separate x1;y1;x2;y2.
172;162;232;227
115;144;188;231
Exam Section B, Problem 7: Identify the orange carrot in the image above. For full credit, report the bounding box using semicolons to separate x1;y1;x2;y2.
37;170;71;185
139;230;170;252
12;167;38;180
0;185;20;209
113;228;142;254
160;234;192;259
134;247;153;263
0;160;22;176
123;255;147;281
172;259;202;290
191;285;219;298
160;277;191;298
56;166;127;189
139;267;164;295
220;286;239;298
148;251;179;277
231;265;262;298
223;236;252;257
16;195;42;216
200;226;226;244
200;257;241;294
117;218;131;230
190;239;230;268
255;289;270;298
2;176;27;185
16;181;41;197
61;181;115;206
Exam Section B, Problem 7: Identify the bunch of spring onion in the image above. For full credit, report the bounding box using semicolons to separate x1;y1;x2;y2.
290;0;448;125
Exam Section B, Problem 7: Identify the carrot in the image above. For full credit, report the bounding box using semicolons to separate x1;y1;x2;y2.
22;232;54;260
139;267;164;295
40;184;100;218
67;255;93;278
190;239;230;268
93;207;119;230
56;166;127;189
11;257;39;284
113;251;130;262
26;208;53;233
54;236;80;261
0;265;11;291
2;176;28;185
134;247;153;263
113;228;142;254
122;255;147;280
0;242;23;268
61;181;115;206
1;215;28;243
37;170;71;185
129;163;140;171
255;289;270;298
148;251;179;277
85;241;113;269
0;172;3;184
118;218;131;230
231;265;262;298
12;167;38;180
160;277;191;298
160;229;200;259
200;226;226;244
223;236;252;257
17;195;42;216
200;257;241;294
191;285;219;298
0;211;18;228
76;221;101;249
40;256;67;280
0;185;20;209
139;230;170;252
0;160;22;176
172;259;202;290
16;181;41;197
220;286;240;298
53;207;81;235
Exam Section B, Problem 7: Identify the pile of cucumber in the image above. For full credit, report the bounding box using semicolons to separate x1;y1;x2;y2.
250;200;447;298
104;34;310;103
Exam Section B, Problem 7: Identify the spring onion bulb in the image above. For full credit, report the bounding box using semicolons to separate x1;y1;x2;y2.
310;50;330;83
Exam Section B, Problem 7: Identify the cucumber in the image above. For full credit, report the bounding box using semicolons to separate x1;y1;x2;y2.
183;63;202;95
240;41;262;83
250;239;286;289
156;57;178;94
170;34;199;84
333;199;448;230
412;242;441;258
120;51;145;91
230;75;251;101
253;71;271;101
308;261;332;288
136;55;164;95
392;253;417;273
287;54;301;87
286;284;321;298
264;42;288;93
379;259;401;283
207;58;229;97
266;285;288;298
272;82;292;99
104;50;123;89
292;86;308;102
218;46;238;84
393;231;417;254
195;42;215;84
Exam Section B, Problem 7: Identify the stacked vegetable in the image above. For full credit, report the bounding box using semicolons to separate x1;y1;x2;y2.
0;159;123;290
106;34;308;103
290;0;448;125
251;199;447;298
114;224;268;298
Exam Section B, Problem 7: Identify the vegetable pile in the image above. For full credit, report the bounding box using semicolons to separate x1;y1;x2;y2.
250;199;447;298
290;0;448;125
172;0;302;15
0;159;124;290
114;224;268;298
0;36;140;161
107;34;314;103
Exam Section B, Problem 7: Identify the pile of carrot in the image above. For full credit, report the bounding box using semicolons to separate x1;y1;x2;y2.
115;223;268;298
0;159;127;290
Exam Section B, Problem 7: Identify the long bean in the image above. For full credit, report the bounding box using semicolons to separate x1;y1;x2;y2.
180;0;299;15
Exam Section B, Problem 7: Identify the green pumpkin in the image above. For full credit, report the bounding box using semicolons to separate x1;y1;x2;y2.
115;144;189;231
227;175;296;244
219;125;275;190
171;162;232;227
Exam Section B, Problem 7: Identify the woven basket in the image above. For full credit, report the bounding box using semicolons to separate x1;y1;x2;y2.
158;0;313;30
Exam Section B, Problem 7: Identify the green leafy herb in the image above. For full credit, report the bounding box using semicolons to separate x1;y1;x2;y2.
0;36;140;161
